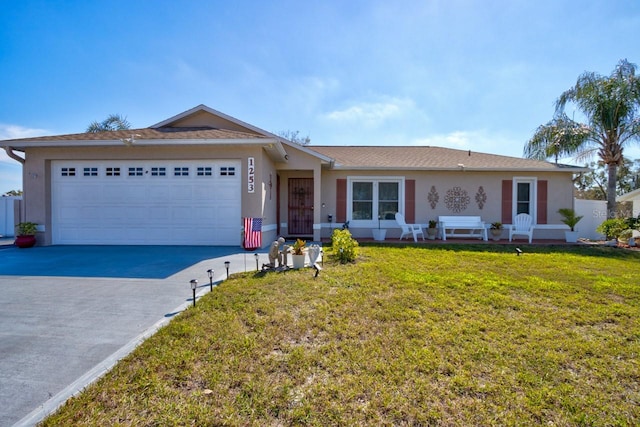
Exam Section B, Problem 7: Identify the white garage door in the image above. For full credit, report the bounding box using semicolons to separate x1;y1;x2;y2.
51;160;241;245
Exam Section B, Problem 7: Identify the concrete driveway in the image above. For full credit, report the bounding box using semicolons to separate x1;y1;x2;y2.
0;244;266;427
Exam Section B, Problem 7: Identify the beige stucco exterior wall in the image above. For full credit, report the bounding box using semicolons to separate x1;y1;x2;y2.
318;169;576;240
21;144;279;246
18;137;577;246
275;146;325;241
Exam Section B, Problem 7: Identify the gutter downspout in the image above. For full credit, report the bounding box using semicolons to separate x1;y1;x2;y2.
4;147;25;164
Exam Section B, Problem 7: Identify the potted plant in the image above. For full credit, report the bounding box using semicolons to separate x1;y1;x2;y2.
426;220;438;240
15;221;38;248
489;222;503;241
291;238;306;269
558;208;583;243
372;215;387;241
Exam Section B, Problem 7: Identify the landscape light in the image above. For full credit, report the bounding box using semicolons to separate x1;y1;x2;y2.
254;253;259;271
224;261;230;279
190;279;198;307
207;269;214;291
515;248;523;256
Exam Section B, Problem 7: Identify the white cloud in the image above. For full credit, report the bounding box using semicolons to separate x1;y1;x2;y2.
1;124;48;164
0;123;49;140
0;124;46;193
322;97;415;127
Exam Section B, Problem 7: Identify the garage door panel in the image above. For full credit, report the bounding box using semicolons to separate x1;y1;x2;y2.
101;206;127;221
124;185;148;200
170;185;194;200
149;207;171;221
59;206;83;221
52;160;241;245
147;186;171;200
193;205;217;217
78;206;103;221
216;185;238;200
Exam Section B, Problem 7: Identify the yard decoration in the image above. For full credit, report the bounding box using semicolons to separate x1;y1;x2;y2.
266;237;288;270
15;222;38;248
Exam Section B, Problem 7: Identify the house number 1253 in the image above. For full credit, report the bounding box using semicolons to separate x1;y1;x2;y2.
247;157;255;193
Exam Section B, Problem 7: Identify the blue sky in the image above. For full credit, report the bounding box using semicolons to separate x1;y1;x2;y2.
1;0;639;195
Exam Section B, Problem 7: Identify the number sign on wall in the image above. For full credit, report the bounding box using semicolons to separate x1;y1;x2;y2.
247;157;255;193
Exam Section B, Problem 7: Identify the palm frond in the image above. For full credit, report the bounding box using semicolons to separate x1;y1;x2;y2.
523;114;591;161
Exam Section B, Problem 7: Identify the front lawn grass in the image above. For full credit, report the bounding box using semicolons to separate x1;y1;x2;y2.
44;245;640;426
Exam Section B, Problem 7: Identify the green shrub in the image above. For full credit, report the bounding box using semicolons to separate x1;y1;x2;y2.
331;228;359;263
558;208;583;231
16;222;38;236
625;215;640;231
596;218;630;239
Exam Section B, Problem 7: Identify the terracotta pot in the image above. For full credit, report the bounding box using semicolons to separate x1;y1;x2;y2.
15;235;36;248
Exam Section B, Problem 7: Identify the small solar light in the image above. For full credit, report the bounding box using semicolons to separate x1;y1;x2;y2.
190;279;198;307
320;249;324;266
515;247;523;256
224;261;230;279
254;253;259;271
207;269;214;291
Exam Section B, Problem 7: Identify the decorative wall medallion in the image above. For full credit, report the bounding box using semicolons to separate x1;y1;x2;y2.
475;186;487;210
445;186;470;213
427;185;439;209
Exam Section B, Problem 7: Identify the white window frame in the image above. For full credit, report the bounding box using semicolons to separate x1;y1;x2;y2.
347;176;405;227
512;177;537;223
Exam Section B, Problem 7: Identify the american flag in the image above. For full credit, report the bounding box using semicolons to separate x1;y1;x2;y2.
243;217;262;249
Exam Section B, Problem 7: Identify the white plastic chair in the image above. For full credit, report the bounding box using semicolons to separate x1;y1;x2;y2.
509;213;534;243
395;212;425;242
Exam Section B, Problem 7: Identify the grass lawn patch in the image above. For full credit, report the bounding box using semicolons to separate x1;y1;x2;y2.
43;245;640;426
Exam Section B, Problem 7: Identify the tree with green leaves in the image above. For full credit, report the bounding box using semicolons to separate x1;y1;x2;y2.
86;114;131;133
574;158;640;200
524;59;640;217
277;130;311;146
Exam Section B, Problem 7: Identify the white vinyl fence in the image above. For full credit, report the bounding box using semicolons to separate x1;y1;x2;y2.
0;196;21;237
574;198;607;241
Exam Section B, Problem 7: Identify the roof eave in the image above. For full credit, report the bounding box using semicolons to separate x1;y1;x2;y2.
617;187;640;202
0;137;274;149
326;165;589;172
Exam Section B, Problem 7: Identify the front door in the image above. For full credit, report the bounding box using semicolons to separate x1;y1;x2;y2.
288;178;313;235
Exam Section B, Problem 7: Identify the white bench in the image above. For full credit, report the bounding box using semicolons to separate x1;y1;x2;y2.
438;216;488;241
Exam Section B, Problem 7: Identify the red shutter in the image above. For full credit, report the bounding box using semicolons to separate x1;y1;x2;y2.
405;180;416;223
502;180;513;224
537;180;548;224
336;179;347;223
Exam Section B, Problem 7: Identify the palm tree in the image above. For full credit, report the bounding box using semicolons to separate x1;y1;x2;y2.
86;114;131;132
524;59;640;217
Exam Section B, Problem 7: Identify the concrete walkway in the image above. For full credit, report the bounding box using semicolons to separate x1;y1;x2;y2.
0;244;275;427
